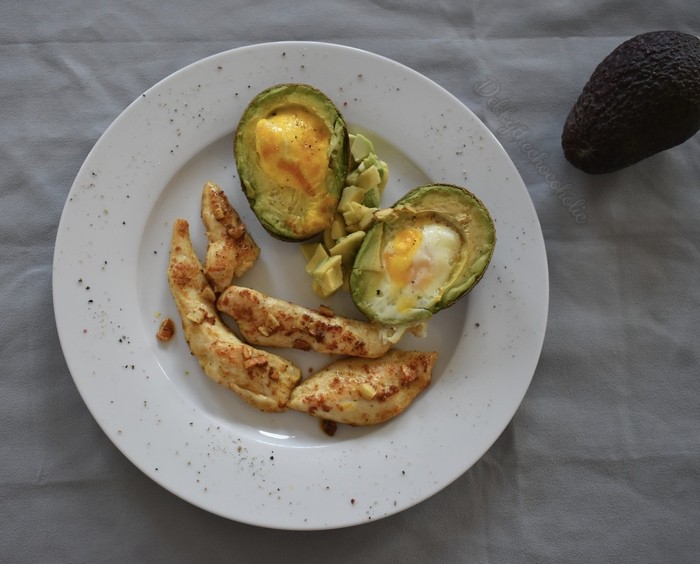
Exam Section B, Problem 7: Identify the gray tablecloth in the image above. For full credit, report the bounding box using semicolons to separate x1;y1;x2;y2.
3;1;699;562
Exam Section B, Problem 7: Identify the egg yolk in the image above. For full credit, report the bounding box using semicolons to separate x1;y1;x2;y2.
384;227;424;287
380;222;461;314
255;106;330;197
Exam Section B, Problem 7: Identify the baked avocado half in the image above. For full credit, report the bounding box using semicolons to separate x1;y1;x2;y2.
234;83;349;240
562;30;700;174
349;184;495;325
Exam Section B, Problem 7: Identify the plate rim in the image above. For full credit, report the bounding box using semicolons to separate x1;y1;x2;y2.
52;40;549;530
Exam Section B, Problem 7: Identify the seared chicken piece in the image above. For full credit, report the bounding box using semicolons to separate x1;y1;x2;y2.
167;219;300;412
201;181;260;293
217;286;416;358
288;349;438;426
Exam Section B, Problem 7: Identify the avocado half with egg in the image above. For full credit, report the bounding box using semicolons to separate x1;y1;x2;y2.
349;184;495;325
234;83;350;240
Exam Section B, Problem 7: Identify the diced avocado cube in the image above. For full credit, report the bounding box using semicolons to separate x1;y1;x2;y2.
360;154;388;180
330;213;348;240
338;185;365;213
350;133;375;163
342;202;377;232
300;242;318;261
304;243;329;274
342;201;364;229
357;206;376;230
311;255;344;297
361;153;378;168
345;169;359;186
377;160;389;191
329;230;366;266
356;165;382;189
362;186;381;208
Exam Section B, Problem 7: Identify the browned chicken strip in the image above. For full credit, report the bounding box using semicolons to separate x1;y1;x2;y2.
167;219;300;412
288;349;438;426
217;286;416;358
201;180;260;293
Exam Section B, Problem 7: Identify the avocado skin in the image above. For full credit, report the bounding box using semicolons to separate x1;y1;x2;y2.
562;30;700;174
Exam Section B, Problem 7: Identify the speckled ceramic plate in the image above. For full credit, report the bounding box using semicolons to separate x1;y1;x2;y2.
53;41;548;530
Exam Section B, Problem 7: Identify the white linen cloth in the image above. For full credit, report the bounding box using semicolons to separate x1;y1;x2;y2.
2;1;698;561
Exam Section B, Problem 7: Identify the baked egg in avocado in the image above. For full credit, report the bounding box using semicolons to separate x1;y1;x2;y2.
234;83;349;241
349;184;495;325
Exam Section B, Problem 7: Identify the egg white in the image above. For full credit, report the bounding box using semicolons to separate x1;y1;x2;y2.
372;221;462;321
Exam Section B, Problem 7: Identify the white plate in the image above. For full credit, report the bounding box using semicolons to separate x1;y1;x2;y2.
53;41;548;530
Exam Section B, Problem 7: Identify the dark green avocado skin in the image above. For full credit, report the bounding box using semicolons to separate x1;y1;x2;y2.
562;30;700;174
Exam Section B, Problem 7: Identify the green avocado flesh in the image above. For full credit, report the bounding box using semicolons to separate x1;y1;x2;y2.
349;184;496;325
234;83;349;240
562;30;700;174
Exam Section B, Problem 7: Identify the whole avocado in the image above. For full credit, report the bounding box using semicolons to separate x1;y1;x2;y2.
562;30;700;174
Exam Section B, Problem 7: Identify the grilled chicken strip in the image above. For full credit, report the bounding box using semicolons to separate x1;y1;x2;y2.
201;181;260;293
288;349;438;426
167;219;300;412
217;286;416;358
